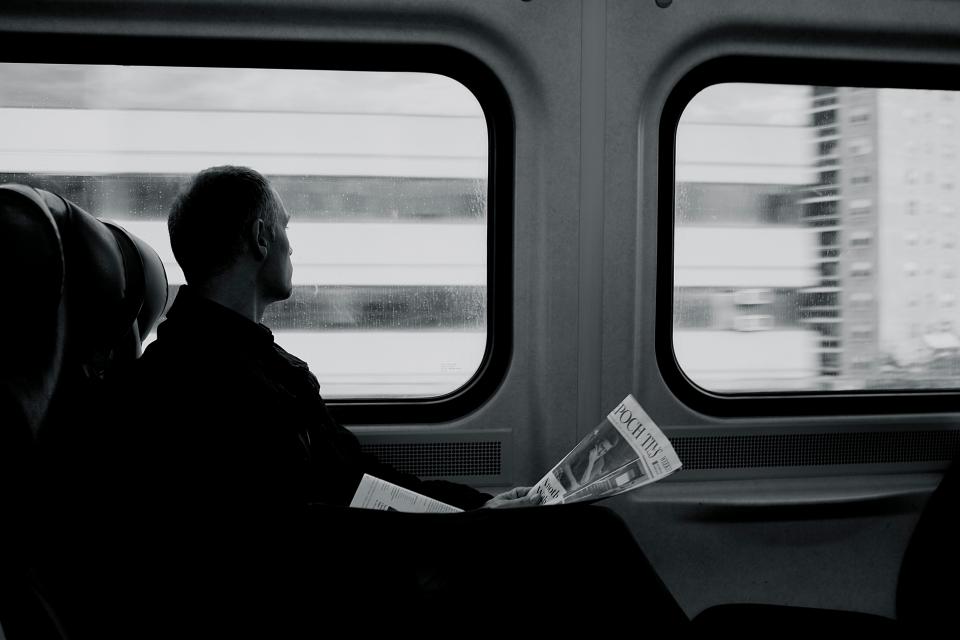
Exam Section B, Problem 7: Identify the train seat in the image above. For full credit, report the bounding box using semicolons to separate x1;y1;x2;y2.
0;183;167;435
0;184;168;639
896;457;959;629
690;459;958;635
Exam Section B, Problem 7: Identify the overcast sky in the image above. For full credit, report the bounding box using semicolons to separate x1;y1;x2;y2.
680;83;811;126
0;63;483;116
1;64;809;125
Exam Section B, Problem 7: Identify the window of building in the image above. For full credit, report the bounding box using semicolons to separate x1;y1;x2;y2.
850;230;873;248
675;183;801;225
849;107;870;124
733;288;773;305
0;61;497;405
852;169;872;185
673;288;717;329
850;198;873;216
813;109;837;127
733;314;774;332
850;324;874;340
849;137;873;156
820;352;841;369
851;261;873;277
851;291;875;309
820;230;839;245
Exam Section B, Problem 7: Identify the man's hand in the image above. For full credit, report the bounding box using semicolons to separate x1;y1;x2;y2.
483;486;543;509
588;445;602;465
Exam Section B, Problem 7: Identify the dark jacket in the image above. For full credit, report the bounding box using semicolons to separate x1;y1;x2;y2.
102;286;491;517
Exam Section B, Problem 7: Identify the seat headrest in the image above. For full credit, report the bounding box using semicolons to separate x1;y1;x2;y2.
0;183;168;435
105;222;169;351
38;186;169;373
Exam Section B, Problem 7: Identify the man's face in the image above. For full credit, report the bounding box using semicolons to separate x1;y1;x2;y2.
261;189;294;303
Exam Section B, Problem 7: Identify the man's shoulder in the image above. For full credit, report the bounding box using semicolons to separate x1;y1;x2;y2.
131;336;263;388
108;342;284;428
134;338;195;378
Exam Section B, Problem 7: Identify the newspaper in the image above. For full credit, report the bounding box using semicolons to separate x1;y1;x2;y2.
528;394;681;505
349;473;463;513
350;394;680;511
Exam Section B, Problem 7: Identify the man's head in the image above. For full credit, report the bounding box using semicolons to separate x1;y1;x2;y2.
168;166;293;304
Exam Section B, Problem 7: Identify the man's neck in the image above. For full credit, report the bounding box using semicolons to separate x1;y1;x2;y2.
192;277;270;324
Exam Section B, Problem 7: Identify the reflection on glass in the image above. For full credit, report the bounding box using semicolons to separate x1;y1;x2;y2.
0;63;489;399
674;83;960;393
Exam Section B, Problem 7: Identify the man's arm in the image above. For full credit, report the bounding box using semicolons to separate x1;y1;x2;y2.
315;402;494;509
354;447;496;510
483;486;542;509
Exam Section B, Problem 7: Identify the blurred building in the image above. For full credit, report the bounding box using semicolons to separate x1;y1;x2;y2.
674;104;819;391
810;87;960;389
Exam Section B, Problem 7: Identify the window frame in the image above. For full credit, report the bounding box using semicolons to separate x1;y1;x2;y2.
0;32;514;425
657;55;960;417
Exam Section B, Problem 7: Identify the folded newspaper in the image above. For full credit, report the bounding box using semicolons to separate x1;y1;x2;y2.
349;473;463;513
527;394;681;505
350;394;681;512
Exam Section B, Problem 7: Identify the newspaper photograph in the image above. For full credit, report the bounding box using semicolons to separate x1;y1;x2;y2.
528;395;681;505
349;473;463;513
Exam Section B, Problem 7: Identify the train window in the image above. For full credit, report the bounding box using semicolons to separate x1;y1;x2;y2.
0;62;491;401
673;82;960;395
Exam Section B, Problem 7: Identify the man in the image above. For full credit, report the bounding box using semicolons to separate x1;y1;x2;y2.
46;167;686;635
37;165;540;633
135;164;536;513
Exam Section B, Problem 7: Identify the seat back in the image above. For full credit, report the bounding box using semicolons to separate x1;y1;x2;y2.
0;184;168;639
0;186;65;448
896;458;960;629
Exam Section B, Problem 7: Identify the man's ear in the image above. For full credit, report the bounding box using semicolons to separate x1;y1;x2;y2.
250;218;270;261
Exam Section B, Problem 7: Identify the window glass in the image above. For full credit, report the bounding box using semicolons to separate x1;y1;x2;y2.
0;63;489;399
674;83;960;392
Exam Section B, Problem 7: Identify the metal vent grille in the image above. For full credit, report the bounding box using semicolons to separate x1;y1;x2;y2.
360;441;502;477
673;430;960;470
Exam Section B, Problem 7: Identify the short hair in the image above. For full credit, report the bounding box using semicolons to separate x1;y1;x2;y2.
168;166;281;284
